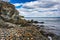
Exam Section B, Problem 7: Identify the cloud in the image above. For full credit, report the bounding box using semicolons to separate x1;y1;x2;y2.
38;0;60;3
13;3;23;6
2;0;10;2
15;0;60;17
22;1;58;8
17;8;60;17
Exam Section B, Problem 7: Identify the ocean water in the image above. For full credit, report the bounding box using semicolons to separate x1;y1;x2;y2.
25;17;60;35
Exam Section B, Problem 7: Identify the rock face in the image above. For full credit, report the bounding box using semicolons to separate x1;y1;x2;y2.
0;1;49;40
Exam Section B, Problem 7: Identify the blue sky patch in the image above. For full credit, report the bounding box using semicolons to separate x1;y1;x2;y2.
10;0;36;3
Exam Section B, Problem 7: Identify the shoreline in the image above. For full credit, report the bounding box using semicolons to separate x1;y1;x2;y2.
26;19;60;40
27;19;60;35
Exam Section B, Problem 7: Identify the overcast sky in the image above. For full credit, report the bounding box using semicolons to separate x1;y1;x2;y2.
3;0;60;17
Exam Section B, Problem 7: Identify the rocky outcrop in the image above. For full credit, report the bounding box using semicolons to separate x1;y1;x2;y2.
0;1;54;40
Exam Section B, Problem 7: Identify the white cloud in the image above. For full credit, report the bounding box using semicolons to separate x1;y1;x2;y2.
2;0;10;2
38;0;60;3
13;3;23;6
22;1;59;8
16;0;60;17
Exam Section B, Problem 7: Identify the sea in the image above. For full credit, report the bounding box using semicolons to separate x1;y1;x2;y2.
25;17;60;36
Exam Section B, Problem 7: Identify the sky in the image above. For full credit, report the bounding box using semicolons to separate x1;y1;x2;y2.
2;0;60;17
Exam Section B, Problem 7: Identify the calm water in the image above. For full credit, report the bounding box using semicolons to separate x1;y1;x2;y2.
25;17;60;35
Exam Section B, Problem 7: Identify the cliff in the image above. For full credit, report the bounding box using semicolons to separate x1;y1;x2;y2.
0;1;49;40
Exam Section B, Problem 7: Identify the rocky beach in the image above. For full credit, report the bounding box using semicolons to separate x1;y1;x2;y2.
0;1;59;40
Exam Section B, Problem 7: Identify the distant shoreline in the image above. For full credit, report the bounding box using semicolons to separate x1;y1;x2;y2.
25;17;60;18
